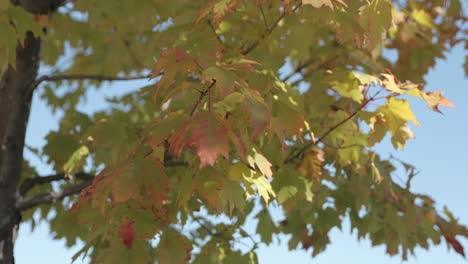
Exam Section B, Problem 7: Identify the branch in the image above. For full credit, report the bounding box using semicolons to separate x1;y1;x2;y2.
26;73;153;96
18;172;93;196
16;181;91;211
241;3;302;55
284;89;384;163
281;55;339;84
281;59;314;83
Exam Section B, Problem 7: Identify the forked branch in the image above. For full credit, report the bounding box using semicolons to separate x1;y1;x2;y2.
16;181;91;211
18;172;93;196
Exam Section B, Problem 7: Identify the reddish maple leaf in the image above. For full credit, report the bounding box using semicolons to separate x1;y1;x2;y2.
119;221;136;249
170;112;230;168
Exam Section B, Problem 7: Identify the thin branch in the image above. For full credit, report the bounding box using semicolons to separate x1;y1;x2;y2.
288;56;340;87
122;38;145;68
281;55;339;83
26;72;153;96
190;79;216;116
241;3;302;55
18;172;93;196
193;217;254;249
16;181;91;211
285;89;384;163
281;58;317;83
319;89;383;142
259;4;269;29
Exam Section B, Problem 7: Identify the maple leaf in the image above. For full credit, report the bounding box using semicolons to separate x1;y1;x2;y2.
155;230;192;263
358;0;393;52
247;149;273;178
381;73;403;93
170;112;230;168
151;47;198;92
119;221;136;249
63;145;89;179
256;210;278;245
298;149;324;181
422;91;455;113
243;91;271;139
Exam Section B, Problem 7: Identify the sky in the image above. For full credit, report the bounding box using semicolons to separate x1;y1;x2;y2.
12;31;468;264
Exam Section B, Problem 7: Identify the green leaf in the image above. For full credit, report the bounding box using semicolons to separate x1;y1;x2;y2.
155;230;192;264
256;210;277;245
63;145;89;179
358;0;393;52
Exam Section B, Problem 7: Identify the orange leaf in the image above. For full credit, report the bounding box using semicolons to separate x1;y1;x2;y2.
423;91;455;113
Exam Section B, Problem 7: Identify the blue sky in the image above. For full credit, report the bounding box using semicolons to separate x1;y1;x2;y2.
13;38;468;264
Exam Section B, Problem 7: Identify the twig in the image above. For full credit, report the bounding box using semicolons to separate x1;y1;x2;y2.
281;55;339;83
122;38;145;68
207;20;229;49
281;58;316;83
241;3;302;55
193;217;253;249
16;181;91;211
190;79;216;116
259;4;269;29
284;89;384;163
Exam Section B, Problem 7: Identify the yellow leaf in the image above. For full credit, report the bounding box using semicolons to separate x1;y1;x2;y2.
63;146;89;179
411;9;434;29
386;97;420;126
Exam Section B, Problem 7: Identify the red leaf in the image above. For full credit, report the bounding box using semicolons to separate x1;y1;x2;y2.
170;112;230;168
445;235;465;257
300;230;312;250
119;221;136;249
385;68;400;84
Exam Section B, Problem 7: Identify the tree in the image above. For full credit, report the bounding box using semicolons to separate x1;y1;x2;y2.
0;0;467;263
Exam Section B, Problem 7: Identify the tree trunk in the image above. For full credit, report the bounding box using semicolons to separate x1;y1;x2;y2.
0;31;41;264
0;2;67;263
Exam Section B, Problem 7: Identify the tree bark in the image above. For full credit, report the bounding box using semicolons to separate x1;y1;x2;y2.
0;31;41;264
0;1;68;262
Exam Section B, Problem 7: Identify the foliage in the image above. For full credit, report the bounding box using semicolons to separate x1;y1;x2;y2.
2;0;467;262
